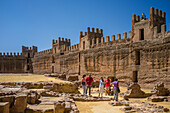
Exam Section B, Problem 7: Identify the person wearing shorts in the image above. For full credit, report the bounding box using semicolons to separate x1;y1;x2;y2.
104;76;111;96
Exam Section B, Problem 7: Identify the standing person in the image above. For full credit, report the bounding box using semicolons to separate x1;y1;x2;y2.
98;77;104;97
112;78;120;101
104;76;111;96
86;74;93;95
81;75;87;95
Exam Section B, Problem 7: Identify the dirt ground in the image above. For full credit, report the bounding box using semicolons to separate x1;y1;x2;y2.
0;74;68;83
0;74;169;113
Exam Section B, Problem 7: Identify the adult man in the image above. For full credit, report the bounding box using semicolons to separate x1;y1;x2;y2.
104;76;111;96
86;74;93;95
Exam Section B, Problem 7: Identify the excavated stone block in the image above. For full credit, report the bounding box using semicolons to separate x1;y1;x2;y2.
0;102;9;113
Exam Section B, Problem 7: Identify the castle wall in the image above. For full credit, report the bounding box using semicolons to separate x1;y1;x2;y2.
32;49;53;74
0;53;26;73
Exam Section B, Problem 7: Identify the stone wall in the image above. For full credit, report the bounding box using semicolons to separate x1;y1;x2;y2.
0;55;26;73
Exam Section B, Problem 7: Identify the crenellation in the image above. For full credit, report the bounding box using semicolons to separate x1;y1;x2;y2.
80;31;83;38
7;52;9;56
106;36;110;42
92;28;95;32
136;15;140;22
56;40;58;43
52;39;55;44
129;31;132;38
85;32;87;35
99;29;103;34
117;34;121;40
0;52;2;56
111;35;115;41
87;27;90;33
123;32;127;39
154;8;158;16
158;10;162;16
96;28;99;33
101;37;105;43
150;7;154;16
58;37;61;42
65;38;67;42
10;52;12;56
162;12;166;18
62;38;64;41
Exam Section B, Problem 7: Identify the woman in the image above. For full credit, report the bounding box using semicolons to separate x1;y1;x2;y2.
98;77;104;97
112;78;120;101
81;75;87;95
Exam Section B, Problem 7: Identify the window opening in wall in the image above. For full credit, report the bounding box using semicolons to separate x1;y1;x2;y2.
52;66;54;73
83;41;85;50
60;53;64;55
90;39;92;45
52;56;55;63
28;53;30;58
27;65;30;70
140;29;144;40
135;51;140;65
132;71;138;83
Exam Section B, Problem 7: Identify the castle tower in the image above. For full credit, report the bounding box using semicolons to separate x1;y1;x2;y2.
52;37;71;54
132;7;166;42
79;27;103;50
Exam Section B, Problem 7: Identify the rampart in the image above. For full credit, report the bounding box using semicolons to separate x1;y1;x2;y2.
0;7;170;89
32;7;170;89
0;46;37;73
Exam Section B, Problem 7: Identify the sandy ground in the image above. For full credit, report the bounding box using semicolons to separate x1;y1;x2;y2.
76;101;123;113
0;74;68;83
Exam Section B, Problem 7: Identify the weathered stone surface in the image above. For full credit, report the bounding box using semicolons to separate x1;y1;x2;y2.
123;83;150;98
27;91;40;104
67;75;79;82
54;102;65;113
10;94;27;113
53;83;79;93
148;96;165;102
152;82;170;96
0;102;9;113
58;74;66;80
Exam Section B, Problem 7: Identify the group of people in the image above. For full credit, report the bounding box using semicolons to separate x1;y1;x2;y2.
81;75;120;101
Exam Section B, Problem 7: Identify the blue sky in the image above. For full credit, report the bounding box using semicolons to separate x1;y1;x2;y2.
0;0;170;52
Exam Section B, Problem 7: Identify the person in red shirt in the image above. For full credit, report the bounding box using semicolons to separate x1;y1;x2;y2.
81;75;87;95
86;74;93;95
104;76;111;96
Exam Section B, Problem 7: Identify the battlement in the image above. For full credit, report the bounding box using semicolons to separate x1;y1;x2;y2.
65;44;79;53
80;27;103;38
22;46;37;52
150;7;166;19
52;37;71;45
0;52;23;57
89;31;132;49
35;49;52;56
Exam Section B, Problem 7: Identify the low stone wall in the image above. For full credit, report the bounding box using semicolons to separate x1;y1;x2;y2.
0;81;80;94
0;94;27;113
